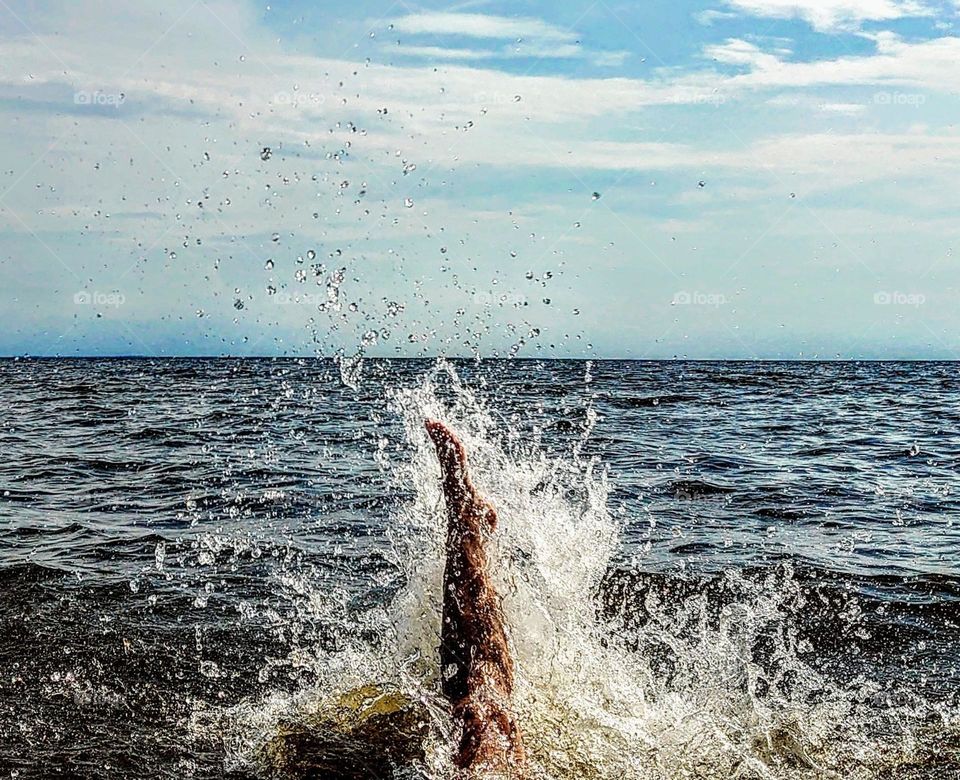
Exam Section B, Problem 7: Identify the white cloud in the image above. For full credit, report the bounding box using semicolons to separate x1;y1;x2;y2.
696;9;740;25
765;94;867;113
392;41;591;61
388;12;577;42
705;38;786;68
721;0;932;31
385;11;628;67
817;101;867;113
391;45;493;61
710;34;960;94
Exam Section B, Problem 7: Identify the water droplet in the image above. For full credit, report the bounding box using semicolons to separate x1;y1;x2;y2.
307;249;316;260
264;259;274;270
591;191;601;200
404;197;414;208
200;660;222;678
698;180;706;188
260;147;272;161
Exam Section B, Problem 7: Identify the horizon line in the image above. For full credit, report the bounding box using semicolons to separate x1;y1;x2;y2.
2;355;959;364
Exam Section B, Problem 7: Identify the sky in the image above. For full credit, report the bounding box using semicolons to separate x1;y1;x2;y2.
0;0;958;359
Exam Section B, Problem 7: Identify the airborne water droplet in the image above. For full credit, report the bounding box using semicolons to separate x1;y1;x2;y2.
260;147;272;161
404;197;414;208
264;259;274;270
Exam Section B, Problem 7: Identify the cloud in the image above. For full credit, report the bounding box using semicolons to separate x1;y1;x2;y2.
817;101;867;113
705;37;787;68
391;45;493;61
707;34;960;93
720;0;932;31
388;12;577;42
696;9;740;25
385;11;629;67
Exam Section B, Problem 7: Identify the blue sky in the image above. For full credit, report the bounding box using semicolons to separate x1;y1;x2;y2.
1;0;958;358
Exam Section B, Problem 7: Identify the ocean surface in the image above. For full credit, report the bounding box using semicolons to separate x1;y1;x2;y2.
1;358;958;779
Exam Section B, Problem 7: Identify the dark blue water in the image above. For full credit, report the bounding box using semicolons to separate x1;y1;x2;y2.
1;359;958;778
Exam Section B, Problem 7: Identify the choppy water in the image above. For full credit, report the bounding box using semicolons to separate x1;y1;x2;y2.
1;358;958;779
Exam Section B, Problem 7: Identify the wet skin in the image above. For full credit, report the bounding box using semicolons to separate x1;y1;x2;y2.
425;420;526;778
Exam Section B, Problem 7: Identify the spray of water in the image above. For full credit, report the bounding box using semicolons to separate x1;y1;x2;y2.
195;362;956;779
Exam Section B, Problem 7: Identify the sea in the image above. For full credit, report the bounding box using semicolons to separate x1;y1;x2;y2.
1;358;958;779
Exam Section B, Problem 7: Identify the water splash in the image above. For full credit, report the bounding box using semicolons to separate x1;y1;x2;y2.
196;362;957;779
